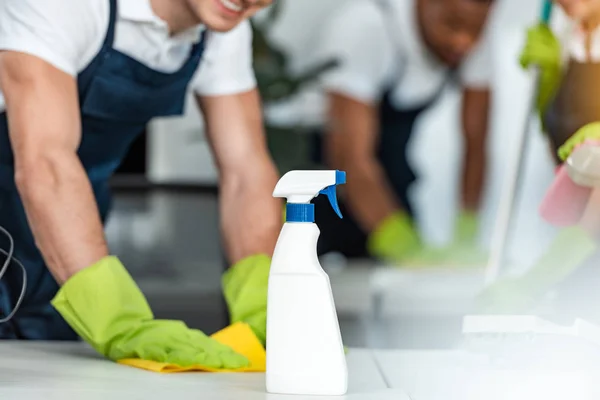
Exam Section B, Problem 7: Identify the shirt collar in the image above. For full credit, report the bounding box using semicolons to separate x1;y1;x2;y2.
118;0;206;43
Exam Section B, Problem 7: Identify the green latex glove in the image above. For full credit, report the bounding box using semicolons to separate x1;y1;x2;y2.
454;210;479;244
404;211;488;268
52;256;249;369
402;247;448;267
558;122;600;161
367;212;422;263
438;211;488;267
519;23;563;116
222;254;270;347
477;226;597;314
405;245;488;268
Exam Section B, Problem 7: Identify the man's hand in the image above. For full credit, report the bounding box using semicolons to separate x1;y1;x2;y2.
197;89;280;264
404;211;489;268
0;51;108;284
519;24;562;116
52;256;249;368
558;0;600;31
221;254;270;345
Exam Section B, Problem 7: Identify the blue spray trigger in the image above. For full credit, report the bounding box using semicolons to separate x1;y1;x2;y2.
319;185;343;219
336;170;346;185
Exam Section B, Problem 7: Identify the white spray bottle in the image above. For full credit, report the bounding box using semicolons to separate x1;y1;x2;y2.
266;170;348;396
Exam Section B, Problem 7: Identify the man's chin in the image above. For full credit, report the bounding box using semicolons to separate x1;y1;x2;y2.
200;13;244;32
441;55;462;69
204;21;241;33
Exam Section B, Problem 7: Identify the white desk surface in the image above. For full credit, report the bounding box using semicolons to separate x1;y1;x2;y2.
327;264;486;318
373;349;600;400
0;342;408;400
3;342;600;400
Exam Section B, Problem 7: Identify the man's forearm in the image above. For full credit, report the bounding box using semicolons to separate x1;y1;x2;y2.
325;93;403;234
461;89;490;212
15;154;108;284
219;159;281;264
461;137;487;212
343;158;400;233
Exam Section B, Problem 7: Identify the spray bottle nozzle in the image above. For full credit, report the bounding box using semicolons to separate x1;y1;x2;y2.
319;171;346;219
273;170;346;222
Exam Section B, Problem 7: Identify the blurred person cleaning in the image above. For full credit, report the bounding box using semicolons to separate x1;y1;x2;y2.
309;0;495;267
479;0;600;315
0;0;280;369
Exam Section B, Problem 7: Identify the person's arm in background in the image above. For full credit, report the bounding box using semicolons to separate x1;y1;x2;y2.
193;21;281;346
460;89;490;213
452;87;490;252
313;2;422;264
447;19;495;256
326;93;400;233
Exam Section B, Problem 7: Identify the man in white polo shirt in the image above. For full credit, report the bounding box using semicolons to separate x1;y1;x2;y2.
310;0;495;267
0;0;280;369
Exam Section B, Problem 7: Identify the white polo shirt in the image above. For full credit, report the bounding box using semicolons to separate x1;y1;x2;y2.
312;0;493;110
0;0;256;112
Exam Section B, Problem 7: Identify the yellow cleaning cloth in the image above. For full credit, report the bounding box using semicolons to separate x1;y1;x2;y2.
118;322;266;373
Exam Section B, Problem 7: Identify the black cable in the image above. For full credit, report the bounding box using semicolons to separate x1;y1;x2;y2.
0;225;27;324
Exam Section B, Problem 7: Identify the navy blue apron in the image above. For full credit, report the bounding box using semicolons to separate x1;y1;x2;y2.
0;0;207;339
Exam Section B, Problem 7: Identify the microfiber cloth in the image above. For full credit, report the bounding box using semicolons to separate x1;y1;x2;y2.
539;163;592;226
118;322;266;373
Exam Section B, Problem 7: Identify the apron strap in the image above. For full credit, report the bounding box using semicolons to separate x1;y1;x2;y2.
77;0;118;95
189;29;208;59
105;0;118;48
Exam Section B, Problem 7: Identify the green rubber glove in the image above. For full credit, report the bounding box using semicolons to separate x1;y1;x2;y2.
51;256;249;369
477;226;597;314
367;212;422;263
519;23;563;116
402;247;448;267
404;211;487;268
558;122;600;161
439;210;488;266
454;210;479;244
222;254;270;347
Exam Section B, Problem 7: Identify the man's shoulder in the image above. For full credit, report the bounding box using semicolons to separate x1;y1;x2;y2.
0;0;109;76
327;0;389;32
0;0;107;27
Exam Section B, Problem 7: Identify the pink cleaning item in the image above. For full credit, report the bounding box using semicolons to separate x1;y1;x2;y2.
539;140;600;226
539;164;592;226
